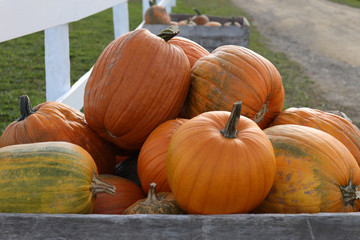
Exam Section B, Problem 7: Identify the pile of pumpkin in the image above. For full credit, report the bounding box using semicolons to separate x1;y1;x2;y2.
145;1;244;27
1;23;360;215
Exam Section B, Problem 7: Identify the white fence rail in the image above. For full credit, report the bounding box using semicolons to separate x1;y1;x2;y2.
0;0;176;110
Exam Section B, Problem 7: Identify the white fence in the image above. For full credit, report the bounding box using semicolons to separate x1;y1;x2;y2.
0;0;176;110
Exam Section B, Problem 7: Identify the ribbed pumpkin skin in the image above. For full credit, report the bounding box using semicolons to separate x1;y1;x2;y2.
138;118;188;194
92;174;145;214
269;107;360;166
168;36;210;67
181;45;285;129
144;5;171;24
84;28;191;151
0;141;98;214
0;99;116;174
166;111;276;214
256;125;360;213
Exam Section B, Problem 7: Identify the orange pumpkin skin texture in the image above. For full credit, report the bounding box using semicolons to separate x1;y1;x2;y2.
92;174;145;214
144;5;171;24
181;45;285;129
138;118;188;194
166;103;276;214
84;28;191;151
269;107;360;166
168;36;210;67
0;95;116;174
255;124;360;213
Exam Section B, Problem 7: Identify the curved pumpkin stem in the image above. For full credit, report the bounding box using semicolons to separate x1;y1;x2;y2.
221;101;242;139
193;8;202;16
18;95;35;122
91;171;116;198
157;25;179;42
149;0;156;7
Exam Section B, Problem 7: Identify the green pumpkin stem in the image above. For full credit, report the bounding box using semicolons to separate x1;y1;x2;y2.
90;171;116;198
193;8;202;16
221;101;242;139
339;170;360;209
142;182;161;206
157;25;179;42
18;95;35;121
149;0;156;7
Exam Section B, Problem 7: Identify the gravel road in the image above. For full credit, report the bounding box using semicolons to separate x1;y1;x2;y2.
232;0;360;127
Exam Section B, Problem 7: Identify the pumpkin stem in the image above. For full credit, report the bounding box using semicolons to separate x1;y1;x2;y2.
149;0;155;7
339;170;360;209
221;101;242;139
231;16;236;25
193;8;202;16
157;25;179;42
142;182;161;206
90;171;116;198
18;95;35;121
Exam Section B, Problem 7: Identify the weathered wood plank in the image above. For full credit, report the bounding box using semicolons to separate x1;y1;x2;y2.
0;213;359;239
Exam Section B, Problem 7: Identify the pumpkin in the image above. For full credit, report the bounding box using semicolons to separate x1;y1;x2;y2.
168;36;210;67
144;0;171;25
191;8;209;25
123;182;184;214
166;101;276;214
84;26;191;151
92;174;145;214
204;21;222;27
177;18;197;26
138;118;188;194
255;124;360;213
0;95;116;174
224;16;241;26
181;45;284;129
0;141;115;214
269;107;360;166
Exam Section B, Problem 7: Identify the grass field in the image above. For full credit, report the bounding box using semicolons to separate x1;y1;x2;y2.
0;0;354;134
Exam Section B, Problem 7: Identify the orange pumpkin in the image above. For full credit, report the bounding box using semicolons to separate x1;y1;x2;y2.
255;124;360;213
84;26;191;152
92;174;145;214
191;8;209;25
181;45;285;129
168;36;210;67
166;101;276;214
204;21;222;27
144;0;171;25
269;107;360;166
138;118;188;194
0;95;116;174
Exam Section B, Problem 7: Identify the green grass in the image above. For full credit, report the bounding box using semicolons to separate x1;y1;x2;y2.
328;0;360;8
0;0;332;134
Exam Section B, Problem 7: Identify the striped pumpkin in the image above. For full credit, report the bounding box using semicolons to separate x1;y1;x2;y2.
0;141;115;214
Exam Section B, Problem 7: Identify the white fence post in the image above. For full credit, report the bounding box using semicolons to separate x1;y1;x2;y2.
44;24;71;102
113;1;129;39
142;0;150;19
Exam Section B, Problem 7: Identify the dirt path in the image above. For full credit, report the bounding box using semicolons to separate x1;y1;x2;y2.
232;0;360;127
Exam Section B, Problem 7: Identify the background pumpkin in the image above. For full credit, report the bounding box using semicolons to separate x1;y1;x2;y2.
181;45;285;129
138;118;188;194
144;0;171;24
166;101;276;214
191;8;209;25
92;174;145;214
0;141;115;214
255;124;360;213
269;107;360;166
84;26;191;152
0;95;116;174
